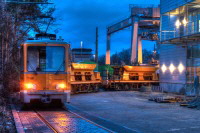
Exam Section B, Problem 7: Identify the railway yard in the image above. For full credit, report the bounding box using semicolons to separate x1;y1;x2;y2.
12;106;111;133
68;91;200;133
2;0;200;133
0;90;199;133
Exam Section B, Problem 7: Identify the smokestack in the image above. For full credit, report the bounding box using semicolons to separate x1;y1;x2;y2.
95;27;98;63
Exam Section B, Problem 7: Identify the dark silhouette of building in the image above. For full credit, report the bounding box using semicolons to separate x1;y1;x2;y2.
71;48;93;62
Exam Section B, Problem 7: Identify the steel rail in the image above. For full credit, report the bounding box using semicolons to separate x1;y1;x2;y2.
63;106;114;133
34;110;59;133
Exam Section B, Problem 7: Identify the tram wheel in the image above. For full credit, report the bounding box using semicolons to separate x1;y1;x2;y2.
124;84;129;91
50;100;63;108
115;84;122;91
115;84;119;90
21;103;31;110
94;84;99;92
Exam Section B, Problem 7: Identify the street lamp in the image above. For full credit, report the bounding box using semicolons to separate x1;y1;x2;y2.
93;54;95;61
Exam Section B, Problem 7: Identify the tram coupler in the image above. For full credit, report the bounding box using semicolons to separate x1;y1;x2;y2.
41;95;51;103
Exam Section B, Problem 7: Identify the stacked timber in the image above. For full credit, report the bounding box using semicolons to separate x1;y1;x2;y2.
180;96;200;109
149;94;184;103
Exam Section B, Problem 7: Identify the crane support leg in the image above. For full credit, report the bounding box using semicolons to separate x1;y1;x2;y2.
131;22;138;64
106;34;111;65
138;36;142;64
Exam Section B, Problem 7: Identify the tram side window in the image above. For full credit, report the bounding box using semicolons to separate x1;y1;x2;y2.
27;47;39;71
27;46;65;72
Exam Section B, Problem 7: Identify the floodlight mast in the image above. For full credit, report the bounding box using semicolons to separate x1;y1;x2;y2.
95;27;99;63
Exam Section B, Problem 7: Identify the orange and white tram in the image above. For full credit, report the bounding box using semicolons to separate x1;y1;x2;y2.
20;34;71;104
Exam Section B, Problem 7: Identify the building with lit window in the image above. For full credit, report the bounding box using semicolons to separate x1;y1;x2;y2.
160;0;200;93
71;48;94;62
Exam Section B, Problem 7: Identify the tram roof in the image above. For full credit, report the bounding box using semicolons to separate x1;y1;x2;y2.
22;39;69;45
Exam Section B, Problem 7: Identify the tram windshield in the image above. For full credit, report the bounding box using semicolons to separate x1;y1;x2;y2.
27;46;65;72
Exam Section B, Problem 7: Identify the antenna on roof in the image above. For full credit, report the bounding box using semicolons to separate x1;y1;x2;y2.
45;17;54;34
80;41;83;48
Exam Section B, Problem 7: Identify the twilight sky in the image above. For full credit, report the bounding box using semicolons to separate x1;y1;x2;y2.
54;0;160;56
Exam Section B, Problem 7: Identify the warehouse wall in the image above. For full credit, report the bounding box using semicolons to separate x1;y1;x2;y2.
159;44;187;93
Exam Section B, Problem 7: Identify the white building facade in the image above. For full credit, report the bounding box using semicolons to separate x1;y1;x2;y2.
160;0;200;93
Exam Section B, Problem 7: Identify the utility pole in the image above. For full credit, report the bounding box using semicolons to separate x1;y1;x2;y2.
95;27;98;63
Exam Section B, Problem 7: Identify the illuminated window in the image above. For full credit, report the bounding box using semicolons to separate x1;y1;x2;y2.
199;20;200;32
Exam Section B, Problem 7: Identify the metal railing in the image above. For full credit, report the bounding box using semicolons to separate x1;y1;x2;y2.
161;21;199;42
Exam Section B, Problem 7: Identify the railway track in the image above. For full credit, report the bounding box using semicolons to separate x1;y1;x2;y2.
12;105;112;133
34;110;59;133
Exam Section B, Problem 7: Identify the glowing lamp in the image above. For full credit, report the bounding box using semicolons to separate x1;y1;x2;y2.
178;63;184;73
175;19;181;28
56;84;66;89
24;83;36;90
182;18;187;26
161;64;167;73
169;64;176;73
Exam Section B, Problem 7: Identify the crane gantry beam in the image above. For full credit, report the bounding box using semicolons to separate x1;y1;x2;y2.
106;5;160;65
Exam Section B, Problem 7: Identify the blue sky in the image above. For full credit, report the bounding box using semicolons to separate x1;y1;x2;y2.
54;0;160;55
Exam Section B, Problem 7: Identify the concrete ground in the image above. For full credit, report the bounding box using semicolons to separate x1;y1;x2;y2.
68;91;200;133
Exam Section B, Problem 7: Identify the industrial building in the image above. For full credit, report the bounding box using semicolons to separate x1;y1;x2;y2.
160;0;200;93
71;48;93;62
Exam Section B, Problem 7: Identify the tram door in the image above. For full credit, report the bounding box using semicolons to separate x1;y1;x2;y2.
38;47;48;90
38;47;54;90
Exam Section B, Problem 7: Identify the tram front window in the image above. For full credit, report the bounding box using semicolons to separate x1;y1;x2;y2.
27;46;65;72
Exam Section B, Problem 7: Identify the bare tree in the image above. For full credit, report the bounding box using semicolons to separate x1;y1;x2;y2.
108;48;159;66
98;55;105;65
0;2;56;95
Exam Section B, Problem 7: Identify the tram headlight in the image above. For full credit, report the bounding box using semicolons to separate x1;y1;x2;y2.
56;84;66;90
24;83;36;90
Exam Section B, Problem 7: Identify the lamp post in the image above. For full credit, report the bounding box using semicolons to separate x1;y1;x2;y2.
93;54;95;62
80;41;83;61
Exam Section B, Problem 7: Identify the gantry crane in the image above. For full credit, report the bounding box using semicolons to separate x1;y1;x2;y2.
106;4;160;65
